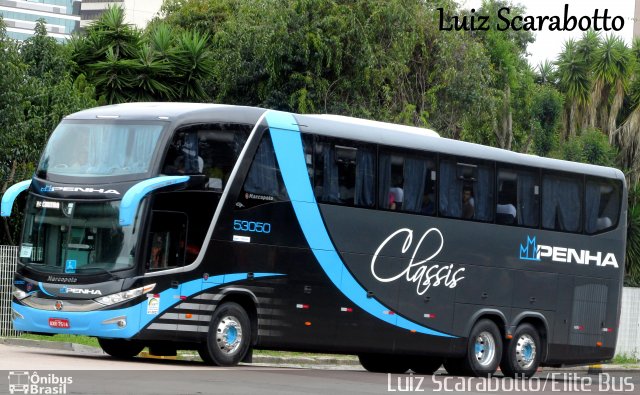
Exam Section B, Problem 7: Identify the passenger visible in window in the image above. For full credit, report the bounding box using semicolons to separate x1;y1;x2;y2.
496;203;517;224
421;193;435;215
389;177;404;210
388;193;397;210
462;185;475;219
150;234;165;269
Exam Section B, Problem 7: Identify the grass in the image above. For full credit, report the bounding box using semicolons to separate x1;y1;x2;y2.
610;354;639;364
15;334;355;360
19;333;99;348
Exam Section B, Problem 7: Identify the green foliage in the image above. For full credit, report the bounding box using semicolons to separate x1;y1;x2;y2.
626;185;640;287
530;84;563;157
71;5;213;103
0;17;98;245
551;129;617;167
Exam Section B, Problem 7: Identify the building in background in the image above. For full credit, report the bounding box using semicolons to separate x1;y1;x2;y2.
635;0;640;38
80;0;162;30
0;0;81;41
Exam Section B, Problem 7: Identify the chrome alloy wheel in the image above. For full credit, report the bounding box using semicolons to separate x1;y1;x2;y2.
515;334;537;370
216;315;243;355
474;331;497;367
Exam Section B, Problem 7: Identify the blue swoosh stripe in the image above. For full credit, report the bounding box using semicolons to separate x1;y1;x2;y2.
266;110;455;338
14;273;284;338
38;282;55;297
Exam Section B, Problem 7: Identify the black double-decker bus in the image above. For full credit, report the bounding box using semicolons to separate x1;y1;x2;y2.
5;103;626;377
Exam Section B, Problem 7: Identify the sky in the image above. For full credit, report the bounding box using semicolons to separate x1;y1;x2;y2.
462;0;635;67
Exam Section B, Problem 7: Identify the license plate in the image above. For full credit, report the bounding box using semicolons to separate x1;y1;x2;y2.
48;318;70;329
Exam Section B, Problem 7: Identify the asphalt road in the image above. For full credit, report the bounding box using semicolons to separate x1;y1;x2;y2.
0;344;638;395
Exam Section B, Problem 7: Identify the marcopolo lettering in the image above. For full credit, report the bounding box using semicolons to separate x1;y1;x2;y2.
520;236;618;268
41;185;120;195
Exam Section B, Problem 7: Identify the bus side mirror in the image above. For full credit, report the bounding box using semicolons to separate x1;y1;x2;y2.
119;176;190;226
1;180;31;217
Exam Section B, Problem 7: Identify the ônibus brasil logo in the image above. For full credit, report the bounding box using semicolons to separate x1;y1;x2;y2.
8;371;73;394
519;236;618;268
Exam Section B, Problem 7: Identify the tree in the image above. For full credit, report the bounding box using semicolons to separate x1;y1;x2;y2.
530;84;563;157
471;0;534;150
70;5;214;103
0;18;98;244
556;38;590;139
590;35;634;138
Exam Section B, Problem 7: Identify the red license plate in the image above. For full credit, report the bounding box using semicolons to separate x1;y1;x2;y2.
48;318;70;329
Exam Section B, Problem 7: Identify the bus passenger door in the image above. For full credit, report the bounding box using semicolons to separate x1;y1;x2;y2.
144;210;188;335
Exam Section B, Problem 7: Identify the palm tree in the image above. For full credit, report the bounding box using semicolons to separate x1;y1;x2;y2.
590;35;634;139
613;38;640;184
536;60;556;85
576;30;600;129
556;39;590;138
171;31;215;101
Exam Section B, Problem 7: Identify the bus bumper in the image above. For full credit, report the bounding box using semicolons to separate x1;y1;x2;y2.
11;301;143;338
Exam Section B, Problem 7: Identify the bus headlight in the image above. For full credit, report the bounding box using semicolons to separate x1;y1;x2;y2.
12;286;28;300
95;284;155;306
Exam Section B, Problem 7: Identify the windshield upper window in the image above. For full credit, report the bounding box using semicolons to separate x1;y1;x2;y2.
37;121;166;179
19;195;143;274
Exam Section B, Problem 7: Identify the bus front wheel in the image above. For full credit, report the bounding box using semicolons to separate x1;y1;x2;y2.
199;302;252;366
500;323;541;378
98;338;144;359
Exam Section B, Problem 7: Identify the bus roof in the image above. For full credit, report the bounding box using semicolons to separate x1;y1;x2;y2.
64;103;625;182
295;113;625;182
65;102;267;125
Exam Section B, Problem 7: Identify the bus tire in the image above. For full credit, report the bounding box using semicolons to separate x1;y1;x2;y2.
461;319;503;377
500;323;541;378
98;338;144;359
410;356;443;375
358;354;409;373
200;302;251;366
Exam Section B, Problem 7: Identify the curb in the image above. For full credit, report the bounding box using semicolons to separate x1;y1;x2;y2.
2;338;639;372
1;337;104;355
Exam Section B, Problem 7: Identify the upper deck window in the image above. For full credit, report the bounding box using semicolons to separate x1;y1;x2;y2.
542;173;583;233
37;121;166;179
585;178;621;234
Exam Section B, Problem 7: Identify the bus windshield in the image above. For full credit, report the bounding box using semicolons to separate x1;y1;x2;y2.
37;121;166;178
19;196;142;274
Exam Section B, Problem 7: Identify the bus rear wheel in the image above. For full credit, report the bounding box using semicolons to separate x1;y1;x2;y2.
500;323;541;378
358;354;409;373
98;338;144;359
446;319;502;377
199;302;252;366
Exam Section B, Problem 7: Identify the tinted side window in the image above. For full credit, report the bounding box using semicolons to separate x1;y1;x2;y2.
378;150;436;214
147;211;187;270
238;132;288;208
585;178;621;234
439;157;494;222
314;137;375;208
542;173;583;232
496;167;539;227
163;123;250;191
